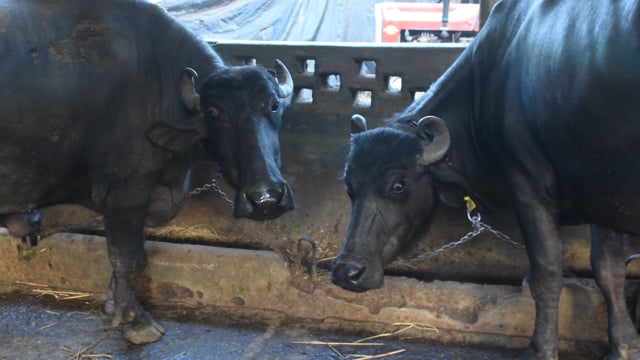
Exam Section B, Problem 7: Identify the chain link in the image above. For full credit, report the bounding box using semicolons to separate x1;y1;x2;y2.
187;163;234;209
476;221;526;250
16;164;234;244
397;209;524;264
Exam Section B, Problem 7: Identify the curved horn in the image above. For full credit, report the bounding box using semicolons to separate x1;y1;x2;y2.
274;59;294;99
350;114;367;134
416;116;451;166
180;67;200;112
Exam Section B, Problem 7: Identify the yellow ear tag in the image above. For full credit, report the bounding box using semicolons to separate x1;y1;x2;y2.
464;196;476;212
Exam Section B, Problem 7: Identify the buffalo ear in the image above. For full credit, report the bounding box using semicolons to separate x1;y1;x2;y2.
429;162;493;212
180;68;201;112
146;122;203;152
350;114;367;134
436;182;467;209
430;164;466;208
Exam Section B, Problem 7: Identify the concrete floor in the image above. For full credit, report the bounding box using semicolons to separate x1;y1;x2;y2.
0;293;530;360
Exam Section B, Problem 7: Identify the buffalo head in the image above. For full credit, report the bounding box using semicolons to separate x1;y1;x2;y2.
331;114;454;291
147;60;295;220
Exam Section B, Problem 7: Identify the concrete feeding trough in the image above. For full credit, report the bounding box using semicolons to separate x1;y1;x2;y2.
1;41;639;357
0;232;618;355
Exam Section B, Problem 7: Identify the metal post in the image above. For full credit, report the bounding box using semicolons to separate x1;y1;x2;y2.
480;0;498;29
441;0;450;30
441;0;450;39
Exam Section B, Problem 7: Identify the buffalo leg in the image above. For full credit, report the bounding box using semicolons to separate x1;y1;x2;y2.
591;225;640;360
519;208;563;360
508;170;563;359
103;203;164;344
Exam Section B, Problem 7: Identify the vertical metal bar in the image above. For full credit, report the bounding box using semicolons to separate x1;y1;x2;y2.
442;0;450;29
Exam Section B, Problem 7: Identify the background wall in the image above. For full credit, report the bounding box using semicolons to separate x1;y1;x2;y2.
39;41;640;285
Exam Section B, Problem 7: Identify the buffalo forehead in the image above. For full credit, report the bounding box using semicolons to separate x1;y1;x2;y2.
347;128;421;177
203;67;274;94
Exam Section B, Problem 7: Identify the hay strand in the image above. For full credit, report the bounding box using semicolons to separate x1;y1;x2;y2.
349;349;406;359
294;322;438;359
15;281;92;301
61;332;112;360
38;322;58;331
294;341;383;347
356;322;439;343
318;256;337;263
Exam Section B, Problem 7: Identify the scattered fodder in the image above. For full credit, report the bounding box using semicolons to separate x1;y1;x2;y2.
61;332;113;360
144;224;231;242
14;281;92;301
294;322;438;359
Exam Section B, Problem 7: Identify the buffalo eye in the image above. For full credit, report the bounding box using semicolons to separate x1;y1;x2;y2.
344;182;354;199
207;106;220;120
390;180;406;195
271;100;280;112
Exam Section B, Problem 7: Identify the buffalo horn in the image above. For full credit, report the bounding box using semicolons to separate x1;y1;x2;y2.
180;67;200;112
274;59;294;99
416;115;451;166
350;114;367;134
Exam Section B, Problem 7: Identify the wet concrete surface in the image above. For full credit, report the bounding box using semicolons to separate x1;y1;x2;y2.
0;293;529;360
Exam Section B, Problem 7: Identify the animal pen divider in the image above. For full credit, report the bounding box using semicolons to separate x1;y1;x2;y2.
2;40;640;352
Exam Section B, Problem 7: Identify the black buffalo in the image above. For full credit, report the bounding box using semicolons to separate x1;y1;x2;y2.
0;0;294;344
332;0;640;359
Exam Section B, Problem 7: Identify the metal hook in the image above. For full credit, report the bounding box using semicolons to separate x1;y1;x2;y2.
467;209;481;223
294;236;317;279
626;253;640;267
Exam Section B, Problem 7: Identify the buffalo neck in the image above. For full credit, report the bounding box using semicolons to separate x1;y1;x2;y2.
136;1;225;127
391;45;509;207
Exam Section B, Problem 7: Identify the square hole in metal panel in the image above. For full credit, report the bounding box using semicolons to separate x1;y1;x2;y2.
353;90;372;108
413;90;426;101
359;60;376;78
386;76;402;94
303;59;315;75
295;88;313;104
238;57;257;66
323;74;341;91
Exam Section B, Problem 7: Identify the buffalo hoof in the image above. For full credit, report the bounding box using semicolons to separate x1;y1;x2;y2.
104;298;115;316
104;275;115;315
605;345;640;360
517;349;559;360
122;313;165;344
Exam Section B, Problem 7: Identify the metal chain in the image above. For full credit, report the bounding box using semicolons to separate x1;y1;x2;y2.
187;163;234;209
476;220;527;250
397;208;524;264
16;164;234;249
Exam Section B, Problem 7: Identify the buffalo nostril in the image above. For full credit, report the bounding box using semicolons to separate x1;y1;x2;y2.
249;188;282;206
30;212;42;226
346;264;366;285
234;183;293;220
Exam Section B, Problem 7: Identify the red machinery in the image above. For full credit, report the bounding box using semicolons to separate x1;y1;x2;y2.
375;1;480;42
